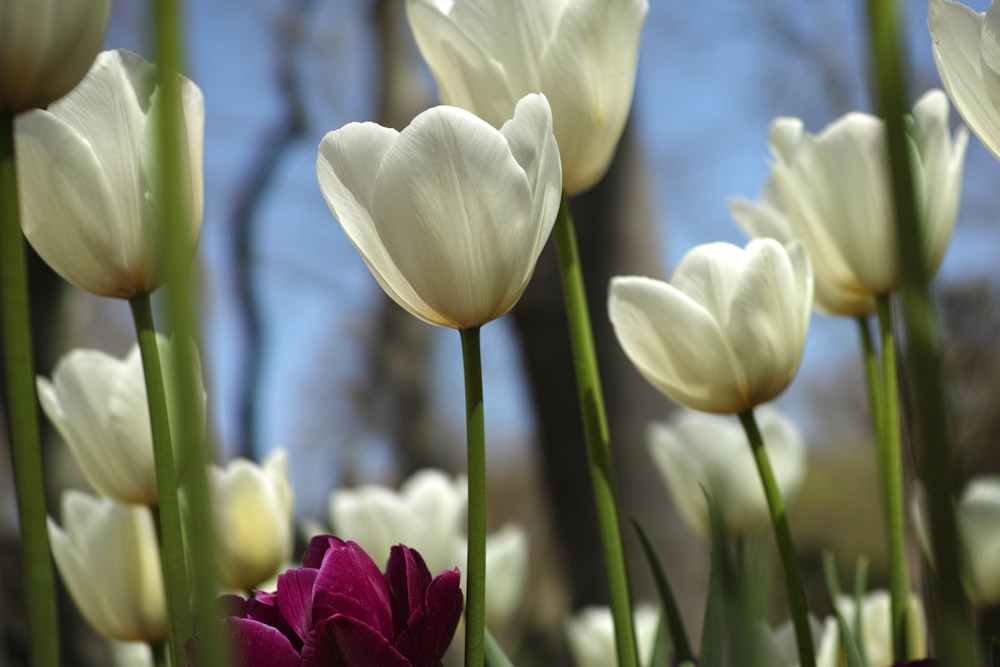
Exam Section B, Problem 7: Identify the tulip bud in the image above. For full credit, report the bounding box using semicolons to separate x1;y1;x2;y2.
48;491;166;642
564;604;659;667
609;239;813;414
406;0;648;194
317;94;561;329
648;407;807;538
37;336;206;506
15;49;204;298
211;450;294;591
0;0;110;113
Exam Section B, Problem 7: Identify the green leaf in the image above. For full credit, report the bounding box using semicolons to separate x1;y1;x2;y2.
835;608;866;667
633;519;695;664
484;628;515;667
699;488;728;667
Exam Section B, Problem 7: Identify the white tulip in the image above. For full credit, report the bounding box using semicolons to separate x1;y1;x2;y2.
0;0;110;112
765;615;838;667
211;450;294;591
48;491;166;642
406;0;647;195
564;604;659;667
330;468;529;628
648;407;807;537
37;337;205;506
730;90;967;316
15;49;204;298
608;239;813;414
913;476;1000;607
928;0;1000;162
834;590;927;667
317;94;561;330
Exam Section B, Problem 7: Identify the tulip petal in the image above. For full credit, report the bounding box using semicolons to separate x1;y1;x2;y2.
724;240;811;407
647;420;714;536
668;242;747;324
608;275;746;413
929;0;1000;160
302;615;411;667
312;541;393;639
393;566;464;667
224;618;301;667
539;0;647;193
276;567;319;644
371;105;535;328
15;110;141;296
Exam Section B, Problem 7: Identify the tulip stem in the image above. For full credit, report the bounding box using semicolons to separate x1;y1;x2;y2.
151;1;224;664
864;0;974;662
0;112;61;667
151;641;169;667
129;293;191;664
552;195;638;667
460;326;486;667
875;295;910;661
738;409;815;667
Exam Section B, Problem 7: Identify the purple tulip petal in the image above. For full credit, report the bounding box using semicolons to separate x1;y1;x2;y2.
224;617;301;667
277;567;320;643
393;567;463;667
312;540;393;638
301;615;411;667
303;534;346;568
385;545;433;639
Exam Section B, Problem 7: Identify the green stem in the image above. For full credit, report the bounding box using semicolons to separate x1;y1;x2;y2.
738;409;815;667
460;327;486;667
876;295;910;661
129;293;191;663
864;0;974;662
152;2;223;663
856;316;883;446
552;194;638;667
0;112;60;667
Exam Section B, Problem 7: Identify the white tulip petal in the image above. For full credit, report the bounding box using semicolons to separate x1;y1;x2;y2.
405;0;520;126
609;276;746;413
768;117;805;164
729;189;794;245
15;111;142;297
499;93;563;252
724;240;810;407
647;420;714;536
539;0;647;193
929;0;1000;160
669;242;748;324
372;106;534;328
981;2;1000;118
482;523;529;625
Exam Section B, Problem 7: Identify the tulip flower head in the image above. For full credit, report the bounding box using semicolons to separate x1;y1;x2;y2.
834;590;927;667
730;90;967;316
0;0;111;112
36;336;206;506
329;468;529;627
609;239;813;414
913;476;1000;607
928;0;1000;162
200;536;463;667
211;450;295;591
406;0;648;194
47;490;167;643
317;94;561;330
648;407;807;537
15;48;204;298
564;604;659;667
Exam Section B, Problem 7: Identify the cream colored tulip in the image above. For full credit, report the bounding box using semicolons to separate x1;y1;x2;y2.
459;523;529;627
648;407;807;537
609;239;813;414
317;94;561;329
405;0;647;195
48;491;166;642
564;604;659;667
928;0;1000;162
913;477;1000;607
765;616;838;667
15;49;204;298
211;450;294;591
37;337;205;505
834;591;927;666
731;90;967;316
0;0;110;112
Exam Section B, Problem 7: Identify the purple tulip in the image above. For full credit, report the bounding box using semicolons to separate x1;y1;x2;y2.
196;535;463;667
